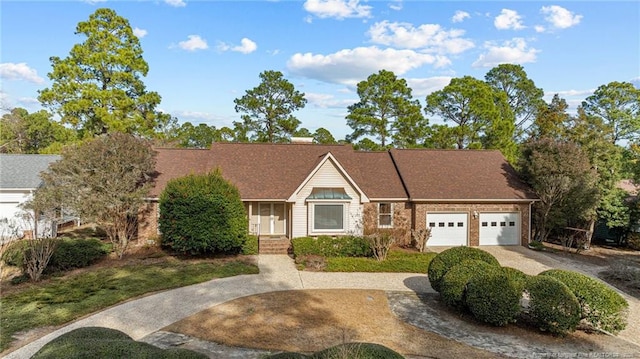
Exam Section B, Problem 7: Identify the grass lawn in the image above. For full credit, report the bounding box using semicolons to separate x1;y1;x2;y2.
0;258;258;352
325;250;436;273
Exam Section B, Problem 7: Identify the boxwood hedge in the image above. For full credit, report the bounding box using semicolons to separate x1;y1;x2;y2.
525;275;581;335
540;269;628;334
427;246;500;292
292;235;372;258
439;259;495;308
466;270;522;326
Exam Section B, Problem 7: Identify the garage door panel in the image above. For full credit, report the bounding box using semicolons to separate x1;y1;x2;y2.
480;213;519;245
427;213;467;246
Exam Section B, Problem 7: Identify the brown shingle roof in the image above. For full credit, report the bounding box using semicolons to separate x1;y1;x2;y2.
389;148;537;201
148;144;536;202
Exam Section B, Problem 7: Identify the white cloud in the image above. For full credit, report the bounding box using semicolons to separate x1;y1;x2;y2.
303;0;372;20
389;0;403;11
133;27;148;38
305;92;354;109
494;9;525;30
0;63;45;84
472;38;539;68
406;76;452;97
534;25;546;33
218;38;257;54
165;0;186;8
367;21;474;54
540;5;582;29
178;35;208;51
288;46;442;86
452;11;470;23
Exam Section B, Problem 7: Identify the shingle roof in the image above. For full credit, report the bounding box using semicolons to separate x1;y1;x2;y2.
148;144;536;202
389;148;537;201
0;154;60;189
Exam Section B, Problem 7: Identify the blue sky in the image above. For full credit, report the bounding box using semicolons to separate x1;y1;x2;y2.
1;0;638;140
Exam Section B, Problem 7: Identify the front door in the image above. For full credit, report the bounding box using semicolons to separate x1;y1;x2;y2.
259;203;286;235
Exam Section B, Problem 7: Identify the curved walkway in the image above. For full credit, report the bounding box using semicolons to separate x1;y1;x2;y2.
3;255;432;359
4;247;640;358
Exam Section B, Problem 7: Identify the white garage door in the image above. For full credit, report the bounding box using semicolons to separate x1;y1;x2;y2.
426;213;468;246
479;213;520;245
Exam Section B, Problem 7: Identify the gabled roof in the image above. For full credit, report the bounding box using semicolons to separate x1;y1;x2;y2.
149;143;537;202
0;154;60;190
389;148;537;201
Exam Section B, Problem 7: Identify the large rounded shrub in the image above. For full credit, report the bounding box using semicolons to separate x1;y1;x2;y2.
500;266;529;293
466;270;522;326
313;342;404;359
47;238;108;272
525;275;581;335
439;259;495;308
540;269;629;334
427;246;500;292
159;169;248;255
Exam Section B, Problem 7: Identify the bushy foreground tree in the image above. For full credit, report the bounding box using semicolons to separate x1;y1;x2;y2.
36;132;156;258
159;169;247;254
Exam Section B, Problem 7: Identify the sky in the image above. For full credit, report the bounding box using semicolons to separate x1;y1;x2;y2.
1;0;639;140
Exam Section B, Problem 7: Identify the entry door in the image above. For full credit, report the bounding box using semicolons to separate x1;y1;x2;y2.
259;203;285;235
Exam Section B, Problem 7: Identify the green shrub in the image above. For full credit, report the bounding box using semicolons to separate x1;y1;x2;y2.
292;235;372;258
47;238;109;272
501;266;529;293
1;240;28;268
439;259;494;308
427;246;500;292
466;270;522;326
525;275;581;335
267;352;310;359
540;269;629;334
31;327;207;359
312;342;404;359
159;169;248;255
242;235;259;255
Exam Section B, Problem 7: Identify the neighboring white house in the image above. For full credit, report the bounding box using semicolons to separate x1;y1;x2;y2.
0;154;60;239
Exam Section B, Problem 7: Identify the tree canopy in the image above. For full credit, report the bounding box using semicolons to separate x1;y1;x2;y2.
0;108;76;153
346;70;426;148
234;70;306;143
36;132;156;258
38;8;166;138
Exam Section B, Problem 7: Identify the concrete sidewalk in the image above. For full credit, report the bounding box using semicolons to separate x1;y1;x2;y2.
3;255;431;359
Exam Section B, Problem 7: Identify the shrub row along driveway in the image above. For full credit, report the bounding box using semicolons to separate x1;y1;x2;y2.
7;247;640;358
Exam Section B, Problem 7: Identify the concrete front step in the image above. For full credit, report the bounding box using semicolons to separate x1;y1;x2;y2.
258;237;291;254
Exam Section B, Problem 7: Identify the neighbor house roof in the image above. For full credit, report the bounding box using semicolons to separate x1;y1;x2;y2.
389;148;537;201
0;154;60;189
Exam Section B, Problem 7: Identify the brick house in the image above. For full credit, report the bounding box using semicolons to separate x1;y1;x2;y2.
138;142;537;249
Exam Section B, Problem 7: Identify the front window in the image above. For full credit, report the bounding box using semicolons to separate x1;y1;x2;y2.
314;204;344;230
378;202;393;228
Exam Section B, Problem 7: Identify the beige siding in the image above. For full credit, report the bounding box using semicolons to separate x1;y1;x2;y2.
291;158;363;238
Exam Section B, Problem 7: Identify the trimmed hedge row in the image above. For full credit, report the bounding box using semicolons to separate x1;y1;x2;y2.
525;275;581;335
540;269;629;334
1;238;108;273
439;259;494;308
427;246;500;292
292;236;372;258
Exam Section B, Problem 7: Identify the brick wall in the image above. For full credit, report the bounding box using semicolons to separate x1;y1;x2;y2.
137;201;159;242
414;202;531;246
363;201;413;246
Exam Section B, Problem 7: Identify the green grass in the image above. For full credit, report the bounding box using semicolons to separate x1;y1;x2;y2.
0;259;258;352
325;250;436;273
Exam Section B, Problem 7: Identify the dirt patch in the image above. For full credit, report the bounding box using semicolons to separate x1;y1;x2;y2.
165;289;502;358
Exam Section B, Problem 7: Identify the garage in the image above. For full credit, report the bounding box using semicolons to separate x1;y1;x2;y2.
426;213;468;246
479;213;520;245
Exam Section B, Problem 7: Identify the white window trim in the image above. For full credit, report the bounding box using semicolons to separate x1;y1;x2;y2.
308;201;349;234
378;202;394;228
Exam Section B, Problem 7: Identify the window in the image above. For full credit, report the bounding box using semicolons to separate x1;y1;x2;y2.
378;202;393;228
448;222;454;227
429;222;436;227
313;204;344;230
457;222;464;227
509;221;516;227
